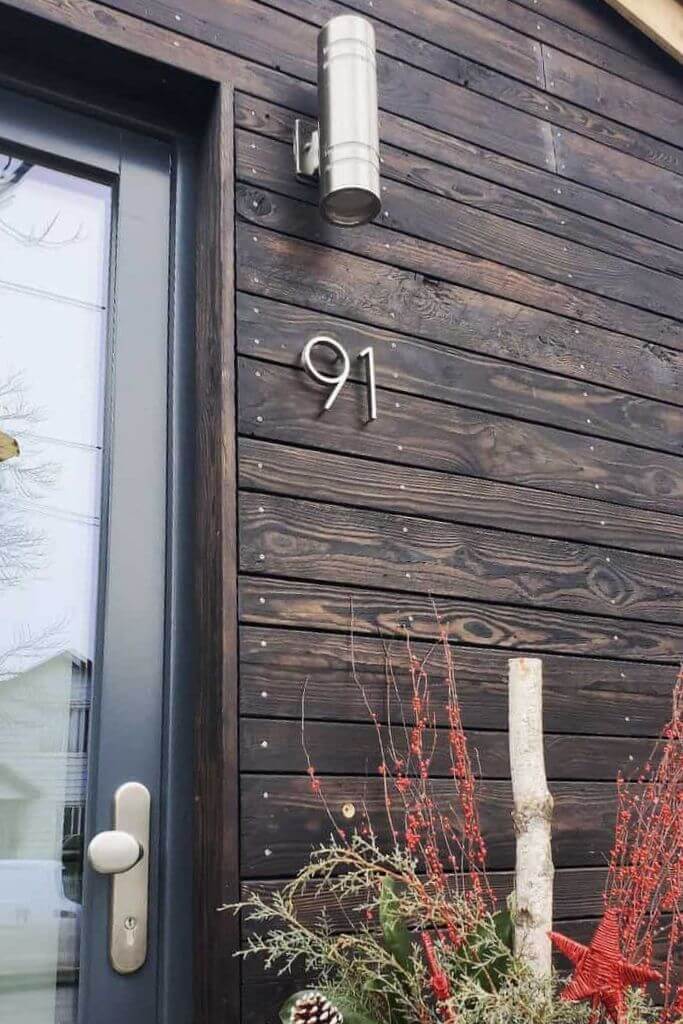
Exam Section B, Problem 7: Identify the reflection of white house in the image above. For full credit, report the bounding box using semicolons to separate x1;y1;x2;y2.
0;650;88;1013
0;650;90;861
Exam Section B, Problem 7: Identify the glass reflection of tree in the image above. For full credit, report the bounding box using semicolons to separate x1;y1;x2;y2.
0;371;63;677
1;155;84;246
0;371;62;675
0;159;90;927
0;154;85;670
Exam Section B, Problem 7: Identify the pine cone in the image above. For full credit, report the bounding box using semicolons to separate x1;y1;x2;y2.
291;992;343;1024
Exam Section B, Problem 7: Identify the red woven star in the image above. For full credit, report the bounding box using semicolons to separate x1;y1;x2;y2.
549;909;662;1024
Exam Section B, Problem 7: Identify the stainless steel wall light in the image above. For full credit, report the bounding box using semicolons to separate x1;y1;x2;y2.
293;14;381;226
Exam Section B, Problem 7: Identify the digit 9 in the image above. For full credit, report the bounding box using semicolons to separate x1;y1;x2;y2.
300;335;350;411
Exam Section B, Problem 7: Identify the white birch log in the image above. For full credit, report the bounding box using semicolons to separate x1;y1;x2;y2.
508;657;554;978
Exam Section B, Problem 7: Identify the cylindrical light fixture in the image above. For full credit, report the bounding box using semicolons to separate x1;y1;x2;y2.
293;14;381;227
318;15;380;226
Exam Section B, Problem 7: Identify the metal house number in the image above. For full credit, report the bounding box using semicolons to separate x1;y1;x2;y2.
300;335;377;421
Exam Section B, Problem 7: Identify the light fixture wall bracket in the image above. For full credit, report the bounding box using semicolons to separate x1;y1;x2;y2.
293;119;320;181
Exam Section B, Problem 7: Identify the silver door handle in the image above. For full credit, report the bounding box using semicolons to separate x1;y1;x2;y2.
88;782;151;974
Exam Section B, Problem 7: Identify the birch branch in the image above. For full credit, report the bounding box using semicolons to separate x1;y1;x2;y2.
508;657;554;978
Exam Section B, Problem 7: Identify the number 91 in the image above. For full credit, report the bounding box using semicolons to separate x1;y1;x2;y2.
300;335;377;421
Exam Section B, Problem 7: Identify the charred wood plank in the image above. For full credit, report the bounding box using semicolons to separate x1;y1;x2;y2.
239;492;683;626
240;774;617;874
238;228;683;398
238;358;683;515
236;295;683;453
238;575;683;663
241;718;655;780
239;625;676;736
236;188;683;351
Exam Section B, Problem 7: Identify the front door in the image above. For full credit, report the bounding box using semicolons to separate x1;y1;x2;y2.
0;84;192;1024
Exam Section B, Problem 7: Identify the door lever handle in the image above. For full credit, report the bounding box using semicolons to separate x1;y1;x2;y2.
88;782;151;973
88;830;142;875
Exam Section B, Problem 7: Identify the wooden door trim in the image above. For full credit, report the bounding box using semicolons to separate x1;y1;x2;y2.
194;81;239;1024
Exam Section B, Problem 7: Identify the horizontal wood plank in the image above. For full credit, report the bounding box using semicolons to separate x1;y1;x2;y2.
235;96;683;278
237;186;683;351
511;0;665;58
267;0;545;100
13;0;682;250
278;0;546;88
239;438;683;557
239;626;676;736
238;358;683;515
238;576;683;663
3;0;320;117
236;293;683;453
554;126;683;221
543;45;683;147
240;774;617;874
238;227;683;401
239;492;683;625
377;143;683;279
385;0;683;103
101;0;683;194
376;105;683;253
238;128;683;322
241;718;655;780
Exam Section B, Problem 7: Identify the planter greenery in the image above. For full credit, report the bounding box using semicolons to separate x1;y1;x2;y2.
228;632;682;1024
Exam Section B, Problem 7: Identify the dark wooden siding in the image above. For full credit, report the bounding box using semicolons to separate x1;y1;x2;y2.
32;0;682;1018
224;0;682;1018
222;0;683;1006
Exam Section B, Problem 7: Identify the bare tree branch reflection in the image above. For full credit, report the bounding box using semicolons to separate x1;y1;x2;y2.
0;372;62;670
0;156;85;247
0;620;69;684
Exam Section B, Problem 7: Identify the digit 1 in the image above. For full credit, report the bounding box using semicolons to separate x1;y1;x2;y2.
359;347;377;421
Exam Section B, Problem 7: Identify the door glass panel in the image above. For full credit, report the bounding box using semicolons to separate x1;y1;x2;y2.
0;152;112;1023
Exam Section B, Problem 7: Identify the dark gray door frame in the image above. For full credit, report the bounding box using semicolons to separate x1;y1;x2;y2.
0;10;239;1022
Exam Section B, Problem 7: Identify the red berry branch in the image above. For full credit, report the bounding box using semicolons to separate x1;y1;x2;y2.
605;670;683;1020
369;630;495;929
302;625;496;1019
